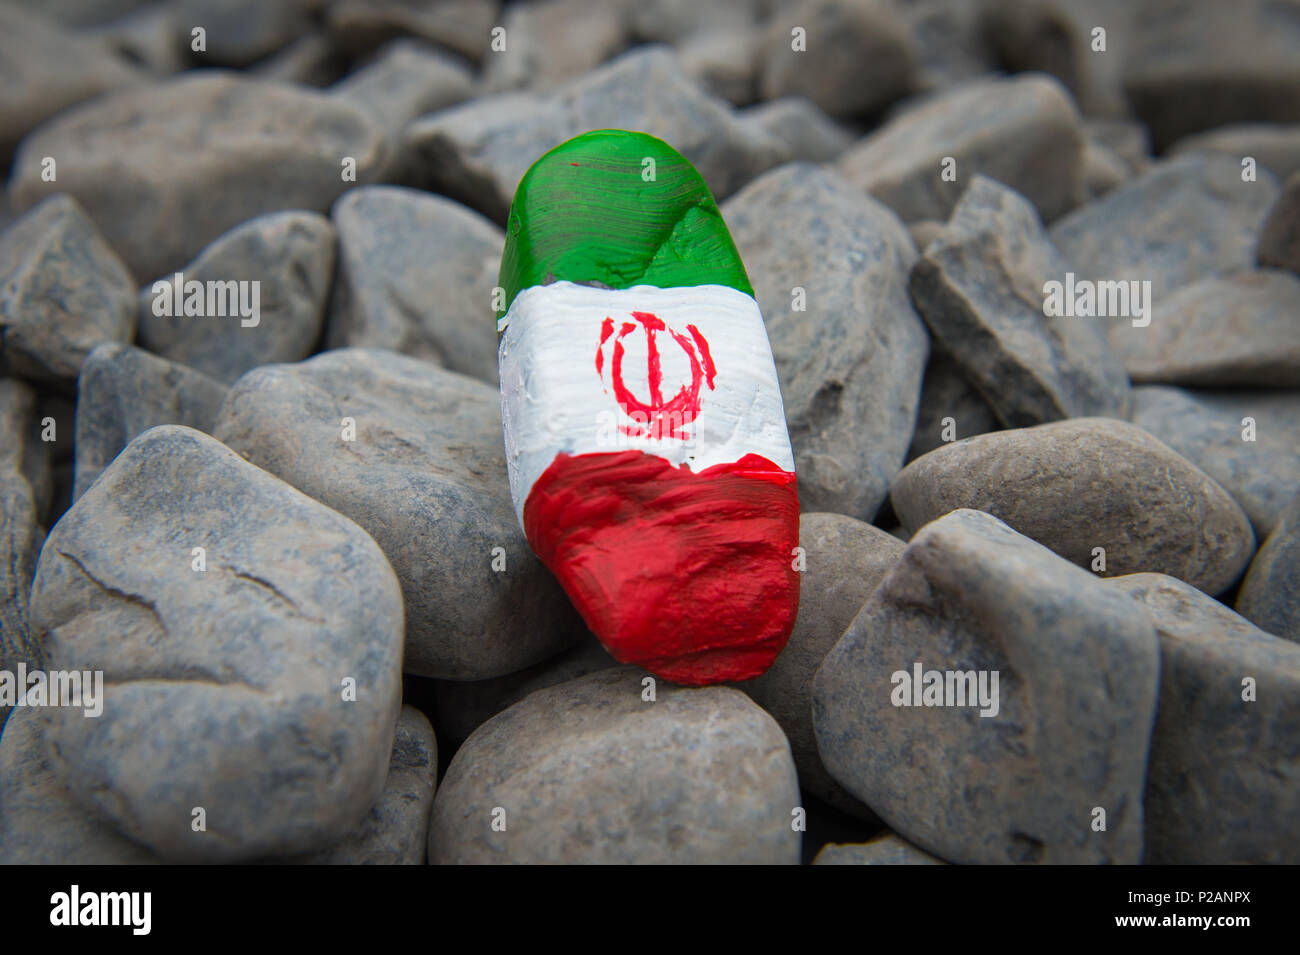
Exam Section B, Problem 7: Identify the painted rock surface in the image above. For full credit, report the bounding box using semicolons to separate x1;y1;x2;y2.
496;129;799;685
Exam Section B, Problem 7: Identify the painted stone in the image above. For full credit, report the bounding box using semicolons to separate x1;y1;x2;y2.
496;130;799;686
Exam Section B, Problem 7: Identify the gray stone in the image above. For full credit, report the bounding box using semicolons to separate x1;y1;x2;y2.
73;343;230;501
737;97;855;163
0;195;136;387
1173;124;1300;182
325;187;501;384
906;219;945;253
252;32;346;87
326;0;500;64
85;3;187;77
481;0;628;93
680;27;761;107
1050;154;1279;301
9;73;385;281
429;667;801;863
1258;171;1300;275
1108;271;1300;388
722;163;928;520
1081;139;1133;199
892;418;1257;596
812;833;945;865
8;0;157;29
136;211;336;385
1237;491;1300;642
739;513;903;821
1129;385;1300;540
29;425;404;862
759;0;913;117
835;73;1085;224
905;347;999;462
0;378;52;521
177;0;311;67
401;46;783;224
813;508;1159;864
213;349;581;679
909;176;1130;427
628;0;760;44
0;473;44;719
1109;572;1300;863
900;0;997;93
1084;118;1152;173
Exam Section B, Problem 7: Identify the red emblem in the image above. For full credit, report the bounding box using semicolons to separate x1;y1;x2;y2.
595;311;716;440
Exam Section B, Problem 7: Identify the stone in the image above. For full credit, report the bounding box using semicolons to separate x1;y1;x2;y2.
812;833;945;865
0;473;44;718
401;46;783;224
0;378;53;521
901;0;997;92
29;425;404;862
1129;385;1300;540
252;32;347;87
429;667;801;863
813;508;1159;864
759;0;913;117
1109;573;1300;863
213;348;581;679
1258;171;1300;275
73;343;230;501
737;97;855;164
628;0;760;44
325;187;502;384
0;195;136;387
722;162;928;520
1050;154;1279;301
910;176;1130;428
326;0;500;64
136;211;336;385
680;28;761;107
1172;124;1300;182
1084;118;1152;173
835;73;1085;224
85;3;187;76
1237;491;1300;642
905;347;999;462
1081;139;1132;199
9;73;385;281
891;418;1257;596
176;0;311;67
739;513;903;820
1108;270;1300;388
481;0;628;93
10;0;157;29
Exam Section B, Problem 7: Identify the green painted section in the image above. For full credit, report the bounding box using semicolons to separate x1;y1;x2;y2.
496;130;753;321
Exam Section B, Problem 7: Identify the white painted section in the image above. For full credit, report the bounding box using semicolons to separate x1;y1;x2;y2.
499;281;796;526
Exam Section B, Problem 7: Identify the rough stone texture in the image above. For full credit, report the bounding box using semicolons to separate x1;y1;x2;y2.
1173;124;1300;181
723;163;928;520
213;349;581;679
0;5;141;161
251;31;347;88
1258;171;1300;275
429;667;801;864
812;833;945;865
759;0;913;117
1081;139;1133;199
909;176;1130;427
481;0;628;93
835;73;1085;224
1129;385;1300;540
0;377;53;522
0;195;136;387
325;187;502;384
739;513;903;820
85;3;188;77
1085;118;1152;173
1107;271;1300;388
680;27;761;107
1109;573;1300;863
737;97;855;163
0;473;44;717
28;425;404;862
10;0;157;29
326;0;499;64
136;211;336;385
892;418;1257;596
401;46;784;224
813;508;1159;864
628;0;760;44
1049;154;1279;302
1237;490;1300;642
177;0;312;66
905;347;999;462
73;343;230;501
9;73;385;281
901;0;997;93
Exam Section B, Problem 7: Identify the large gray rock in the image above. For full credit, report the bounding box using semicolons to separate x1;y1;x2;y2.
136;211;336;385
1237;491;1300;642
1129;385;1300;539
1049;154;1279;301
73;343;229;501
812;833;945;865
177;0;311;66
402;46;783;224
429;667;801;863
326;187;502;384
892;418;1257;596
1108;271;1300;388
0;378;52;521
905;347;999;462
909;176;1130;427
1109;573;1300;863
481;0;628;93
758;0;913;117
1173;124;1300;182
813;508;1159;864
736;96;855;163
29;425;404;862
739;513;903;820
1258;171;1300;275
722;163;928;520
835;73;1085;224
9;73;385;281
0;195;135;386
326;0;499;64
213;348;581;679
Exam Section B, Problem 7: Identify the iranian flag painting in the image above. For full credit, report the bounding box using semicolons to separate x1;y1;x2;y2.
496;129;799;687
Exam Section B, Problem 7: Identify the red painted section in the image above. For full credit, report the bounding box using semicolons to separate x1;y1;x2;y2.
522;450;800;685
